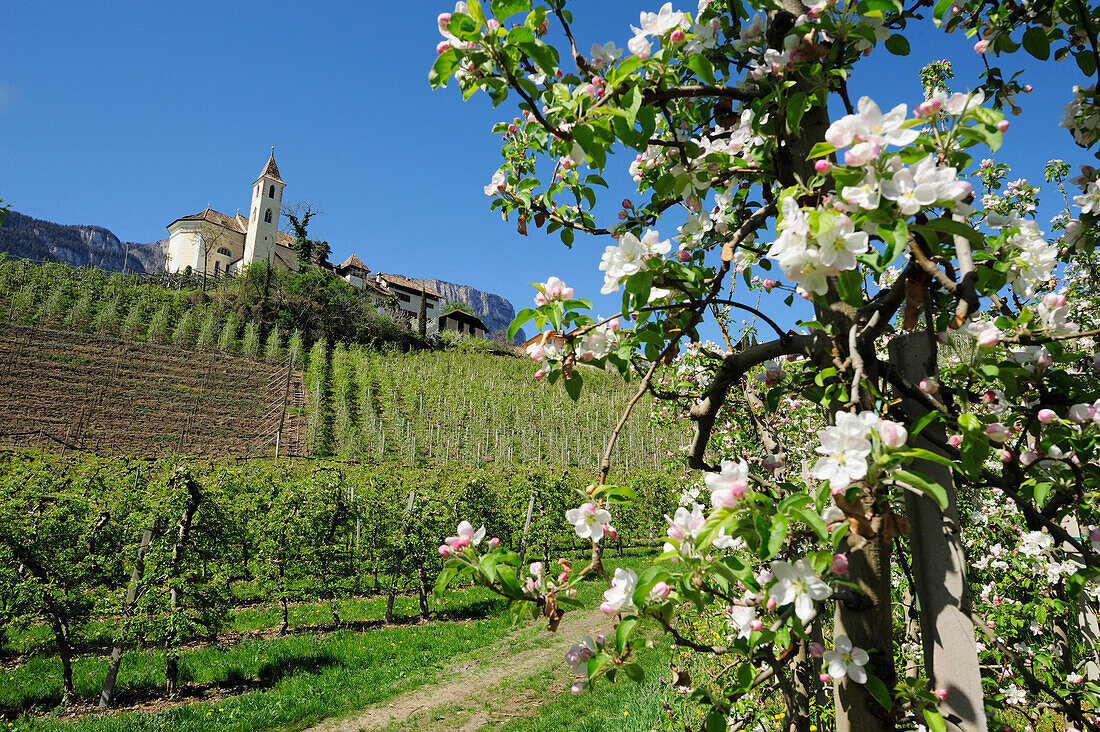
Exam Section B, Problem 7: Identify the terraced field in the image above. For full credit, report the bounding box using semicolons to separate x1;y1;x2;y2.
0;324;304;457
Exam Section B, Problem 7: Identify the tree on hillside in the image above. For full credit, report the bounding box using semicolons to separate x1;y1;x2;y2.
431;2;1100;731
282;200;326;268
196;224;231;293
444;298;475;313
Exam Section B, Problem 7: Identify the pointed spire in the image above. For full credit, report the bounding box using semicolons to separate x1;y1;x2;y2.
256;147;284;183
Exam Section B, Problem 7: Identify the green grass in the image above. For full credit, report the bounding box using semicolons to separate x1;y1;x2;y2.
2;555;661;732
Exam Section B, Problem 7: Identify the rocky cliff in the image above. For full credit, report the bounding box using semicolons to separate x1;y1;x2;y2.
413;277;526;344
0;211;166;273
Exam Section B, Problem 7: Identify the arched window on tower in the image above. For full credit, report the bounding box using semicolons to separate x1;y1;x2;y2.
268;184;275;198
264;208;273;223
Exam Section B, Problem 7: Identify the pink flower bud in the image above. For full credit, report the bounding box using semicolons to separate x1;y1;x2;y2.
453;535;471;550
652;581;671;599
558;571;569;583
595;633;606;646
996;120;1010;133
878;420;908;449
1023;84;1033;92
600;601;618;615
530;561;544;576
604;525;618;540
766;597;777;611
1000;449;1013;463
1021;450;1038;466
933;688;948;700
948;435;963;448
525;578;537;592
667;524;685;541
487;18;500;30
670;29;685;43
831;553;849;574
438;12;452;26
1043;292;1067;308
977;327;1000;348
986;422;1010;443
438;544;452;556
1037;409;1057;424
677;248;691;262
436;40;452;54
762;279;777;290
915;99;942;118
982;390;997;405
814;159;832;173
974;39;990;54
809;641;825;657
819;672;831;683
919;378;939;395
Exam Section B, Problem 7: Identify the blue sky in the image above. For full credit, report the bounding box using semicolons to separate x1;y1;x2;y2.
0;1;1092;331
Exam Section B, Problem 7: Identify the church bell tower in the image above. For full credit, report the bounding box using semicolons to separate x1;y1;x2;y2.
243;147;286;268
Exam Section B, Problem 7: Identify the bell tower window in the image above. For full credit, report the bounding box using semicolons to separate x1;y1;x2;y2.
264;208;273;223
268;184;275;198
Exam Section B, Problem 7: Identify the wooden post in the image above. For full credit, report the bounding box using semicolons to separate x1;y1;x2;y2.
385;490;415;623
889;333;986;732
275;351;295;461
516;490;536;577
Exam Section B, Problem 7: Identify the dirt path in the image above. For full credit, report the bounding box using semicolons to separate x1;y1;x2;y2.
306;607;610;732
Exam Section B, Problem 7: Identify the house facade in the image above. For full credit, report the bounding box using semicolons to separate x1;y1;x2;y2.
164;150;298;276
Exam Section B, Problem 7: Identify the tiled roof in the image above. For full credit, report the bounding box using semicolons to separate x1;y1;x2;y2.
257;149;284;183
169;208;247;234
337;254;369;273
379;273;442;298
440;309;488;329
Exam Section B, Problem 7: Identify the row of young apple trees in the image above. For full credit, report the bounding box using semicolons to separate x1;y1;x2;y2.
0;451;679;709
430;0;1100;730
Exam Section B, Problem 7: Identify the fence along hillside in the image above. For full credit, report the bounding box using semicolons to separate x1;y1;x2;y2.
0;324;303;457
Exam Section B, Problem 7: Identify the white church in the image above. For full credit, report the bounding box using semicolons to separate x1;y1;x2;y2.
164;149;299;276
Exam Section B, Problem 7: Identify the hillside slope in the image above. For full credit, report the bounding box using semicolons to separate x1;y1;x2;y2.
0;211;166;272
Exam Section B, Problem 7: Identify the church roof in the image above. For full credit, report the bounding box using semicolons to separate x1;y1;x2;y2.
256;148;284;183
168;208;248;234
336;254;369;273
379;273;442;298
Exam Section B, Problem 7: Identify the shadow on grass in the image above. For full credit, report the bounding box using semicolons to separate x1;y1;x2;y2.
2;652;342;718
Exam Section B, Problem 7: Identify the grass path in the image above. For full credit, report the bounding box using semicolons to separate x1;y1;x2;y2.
306;606;611;732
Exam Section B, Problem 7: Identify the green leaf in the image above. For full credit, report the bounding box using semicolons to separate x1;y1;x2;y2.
616;617;638;655
862;0;902;11
807;141;836;159
622;84;643;127
893;468;948;510
884;34;910;55
877;220;908;271
490;0;530;18
519;41;558;76
608;56;644;85
836;269;864;307
564;372;583;401
622;663;645;682
896;447;956;468
509;307;538;340
761;515;788;559
705;708;728;732
924;217;983;246
922;709;947;732
1022;27;1050;60
786;92;808;134
864;674;893;710
685;54;715;85
429;49;460;89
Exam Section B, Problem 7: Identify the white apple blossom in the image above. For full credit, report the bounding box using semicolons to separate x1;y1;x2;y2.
484;169;506;197
1002;683;1027;705
705;459;750;509
445;520;486;550
1061;85;1100;146
627;32;653;59
825;96;918;151
727;605;758;639
1019;530;1054;558
824;634;870;683
770;559;833;623
931;88;986;116
565;636;597;673
601;567;638;614
599;229;671;294
565;502;613;542
634;3;687;37
841;171;882;210
815;212;869;270
1074;179;1100;215
589;41;623;68
534;276;574;305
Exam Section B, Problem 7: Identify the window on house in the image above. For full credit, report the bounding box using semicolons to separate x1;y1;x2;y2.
217;247;232;256
264;208;273;223
214;261;222;276
399;293;411;303
268;184;275;198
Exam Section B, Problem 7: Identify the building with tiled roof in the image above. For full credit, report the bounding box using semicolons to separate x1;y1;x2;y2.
439;308;488;338
164;149;298;276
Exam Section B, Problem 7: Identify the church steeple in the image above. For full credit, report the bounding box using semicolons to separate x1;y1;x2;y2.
243;148;286;269
258;146;283;183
